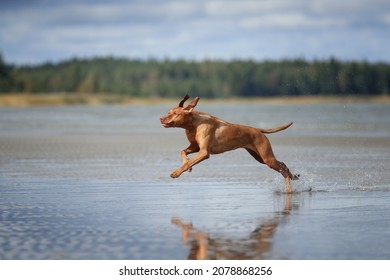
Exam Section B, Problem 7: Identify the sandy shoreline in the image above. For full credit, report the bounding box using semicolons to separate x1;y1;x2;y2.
0;93;389;107
0;103;389;259
1;128;389;259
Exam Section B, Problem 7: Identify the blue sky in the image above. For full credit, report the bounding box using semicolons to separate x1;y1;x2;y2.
1;0;390;65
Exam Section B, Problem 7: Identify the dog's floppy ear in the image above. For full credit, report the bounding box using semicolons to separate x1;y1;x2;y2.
184;97;200;112
178;94;190;107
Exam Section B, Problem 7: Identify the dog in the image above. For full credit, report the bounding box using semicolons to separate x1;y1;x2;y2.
160;94;299;193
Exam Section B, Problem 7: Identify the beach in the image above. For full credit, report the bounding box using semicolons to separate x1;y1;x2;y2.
0;102;389;259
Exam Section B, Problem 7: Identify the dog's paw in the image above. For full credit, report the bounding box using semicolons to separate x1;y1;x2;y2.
170;171;181;178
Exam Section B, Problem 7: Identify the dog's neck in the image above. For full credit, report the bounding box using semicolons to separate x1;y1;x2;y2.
183;111;228;131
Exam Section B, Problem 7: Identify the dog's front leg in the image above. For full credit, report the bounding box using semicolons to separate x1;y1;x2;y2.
171;150;209;178
181;144;200;173
180;150;192;173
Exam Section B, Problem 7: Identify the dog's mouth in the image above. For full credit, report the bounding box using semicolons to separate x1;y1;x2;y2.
161;121;173;128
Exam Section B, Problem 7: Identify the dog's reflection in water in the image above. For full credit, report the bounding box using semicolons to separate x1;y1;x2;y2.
172;194;297;260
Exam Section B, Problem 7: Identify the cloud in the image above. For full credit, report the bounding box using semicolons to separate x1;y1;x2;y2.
239;13;346;29
0;0;390;64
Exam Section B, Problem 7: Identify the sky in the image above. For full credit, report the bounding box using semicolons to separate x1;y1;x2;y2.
1;0;390;65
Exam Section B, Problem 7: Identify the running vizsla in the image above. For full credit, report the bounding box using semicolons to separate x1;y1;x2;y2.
160;95;299;193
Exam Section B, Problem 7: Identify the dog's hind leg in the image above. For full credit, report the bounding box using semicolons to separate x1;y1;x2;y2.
251;138;297;193
245;148;265;164
265;158;294;193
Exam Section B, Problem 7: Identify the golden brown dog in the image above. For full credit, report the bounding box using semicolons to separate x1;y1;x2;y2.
160;95;299;193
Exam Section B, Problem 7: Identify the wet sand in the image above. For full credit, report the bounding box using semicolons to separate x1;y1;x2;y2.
0;103;389;259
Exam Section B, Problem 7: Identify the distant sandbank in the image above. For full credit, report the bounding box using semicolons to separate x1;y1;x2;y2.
0;93;389;107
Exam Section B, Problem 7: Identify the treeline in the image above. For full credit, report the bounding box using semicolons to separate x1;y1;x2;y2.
1;54;389;97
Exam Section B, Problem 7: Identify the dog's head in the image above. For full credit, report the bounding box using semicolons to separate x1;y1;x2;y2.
160;94;199;128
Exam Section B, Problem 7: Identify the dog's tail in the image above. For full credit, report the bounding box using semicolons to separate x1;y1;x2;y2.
260;122;293;134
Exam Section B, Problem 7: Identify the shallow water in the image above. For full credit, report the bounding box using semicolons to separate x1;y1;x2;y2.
0;102;389;259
